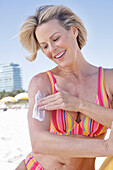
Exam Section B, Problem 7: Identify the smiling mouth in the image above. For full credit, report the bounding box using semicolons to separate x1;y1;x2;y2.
54;51;66;59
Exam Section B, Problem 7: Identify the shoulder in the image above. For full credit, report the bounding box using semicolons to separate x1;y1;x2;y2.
104;68;113;97
29;72;51;90
28;71;52;104
27;72;52;139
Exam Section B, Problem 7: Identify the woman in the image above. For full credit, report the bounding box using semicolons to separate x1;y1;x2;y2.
17;5;113;170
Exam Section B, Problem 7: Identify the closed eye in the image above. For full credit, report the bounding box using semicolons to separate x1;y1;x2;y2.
44;45;48;49
41;45;48;49
53;37;60;42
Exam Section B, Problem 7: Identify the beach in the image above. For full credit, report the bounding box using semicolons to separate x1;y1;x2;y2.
0;108;110;170
0;108;31;170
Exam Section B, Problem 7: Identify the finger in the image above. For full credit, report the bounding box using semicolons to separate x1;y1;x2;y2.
38;92;61;104
45;104;61;110
39;98;62;108
38;101;62;110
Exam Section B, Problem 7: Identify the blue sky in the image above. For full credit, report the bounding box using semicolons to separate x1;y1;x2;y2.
0;0;113;90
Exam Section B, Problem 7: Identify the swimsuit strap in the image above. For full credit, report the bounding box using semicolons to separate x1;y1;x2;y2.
46;70;57;94
97;67;111;108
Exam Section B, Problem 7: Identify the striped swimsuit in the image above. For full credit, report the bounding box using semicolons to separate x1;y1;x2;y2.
25;67;111;169
25;153;44;170
48;67;111;137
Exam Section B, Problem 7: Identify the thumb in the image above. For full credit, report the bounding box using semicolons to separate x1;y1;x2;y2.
55;83;61;92
55;84;67;93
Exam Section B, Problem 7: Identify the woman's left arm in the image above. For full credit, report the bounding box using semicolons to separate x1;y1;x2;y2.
78;69;113;128
38;74;113;128
78;98;113;128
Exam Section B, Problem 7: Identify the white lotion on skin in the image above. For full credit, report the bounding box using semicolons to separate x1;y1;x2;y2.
32;90;45;121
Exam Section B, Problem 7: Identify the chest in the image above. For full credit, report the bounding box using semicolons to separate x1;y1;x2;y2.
56;75;97;102
55;75;98;122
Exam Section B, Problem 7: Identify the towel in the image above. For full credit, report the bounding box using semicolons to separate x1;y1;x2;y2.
32;90;45;121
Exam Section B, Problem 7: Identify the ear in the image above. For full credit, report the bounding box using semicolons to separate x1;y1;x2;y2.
72;27;78;38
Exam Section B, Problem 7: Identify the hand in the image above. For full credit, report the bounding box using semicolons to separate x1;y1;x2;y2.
105;122;113;155
37;84;80;111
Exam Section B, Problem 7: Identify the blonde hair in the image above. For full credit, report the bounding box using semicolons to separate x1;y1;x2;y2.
19;5;87;61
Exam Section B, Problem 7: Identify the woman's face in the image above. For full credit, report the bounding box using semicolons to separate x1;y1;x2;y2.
35;19;79;68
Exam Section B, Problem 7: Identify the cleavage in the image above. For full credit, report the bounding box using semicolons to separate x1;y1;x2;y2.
69;111;85;123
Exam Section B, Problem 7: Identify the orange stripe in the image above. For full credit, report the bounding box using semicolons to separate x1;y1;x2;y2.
46;71;54;94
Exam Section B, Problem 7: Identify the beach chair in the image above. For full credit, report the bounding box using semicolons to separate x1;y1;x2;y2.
99;156;113;170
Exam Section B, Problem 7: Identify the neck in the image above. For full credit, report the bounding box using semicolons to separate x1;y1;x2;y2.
58;50;92;79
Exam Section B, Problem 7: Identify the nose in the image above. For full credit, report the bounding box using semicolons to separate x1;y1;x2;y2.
49;43;57;53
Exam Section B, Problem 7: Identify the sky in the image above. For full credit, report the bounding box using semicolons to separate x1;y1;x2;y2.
0;0;113;90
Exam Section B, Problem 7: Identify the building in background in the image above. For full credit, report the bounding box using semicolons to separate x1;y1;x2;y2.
0;63;22;92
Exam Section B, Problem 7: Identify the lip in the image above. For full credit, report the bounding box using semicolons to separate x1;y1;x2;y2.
54;50;66;60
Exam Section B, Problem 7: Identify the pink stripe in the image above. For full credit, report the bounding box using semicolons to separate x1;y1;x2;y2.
97;67;104;106
58;109;63;133
52;110;61;133
47;70;58;93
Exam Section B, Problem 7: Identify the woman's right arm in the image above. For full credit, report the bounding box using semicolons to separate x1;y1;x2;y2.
28;73;113;158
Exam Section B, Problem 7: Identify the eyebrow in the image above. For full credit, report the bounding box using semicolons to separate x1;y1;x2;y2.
39;32;60;45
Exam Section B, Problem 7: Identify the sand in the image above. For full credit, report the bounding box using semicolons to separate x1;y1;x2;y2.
0;108;31;170
0;108;110;170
